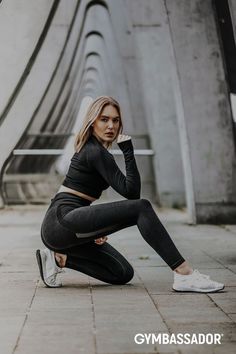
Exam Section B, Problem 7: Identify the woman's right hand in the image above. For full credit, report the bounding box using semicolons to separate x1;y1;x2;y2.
94;236;108;245
117;134;131;143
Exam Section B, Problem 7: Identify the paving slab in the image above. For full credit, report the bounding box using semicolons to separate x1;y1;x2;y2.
208;287;236;314
0;316;26;354
151;294;232;324
0;205;236;354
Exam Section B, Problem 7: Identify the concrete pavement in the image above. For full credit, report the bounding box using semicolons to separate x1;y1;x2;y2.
0;203;235;354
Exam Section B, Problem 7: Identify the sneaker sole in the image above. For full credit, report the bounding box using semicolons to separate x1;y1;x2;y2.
36;249;60;288
172;285;225;293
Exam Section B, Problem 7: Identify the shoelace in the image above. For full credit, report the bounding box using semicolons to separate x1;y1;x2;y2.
56;267;65;274
177;270;212;284
193;270;210;280
47;267;65;285
47;273;60;286
193;270;219;287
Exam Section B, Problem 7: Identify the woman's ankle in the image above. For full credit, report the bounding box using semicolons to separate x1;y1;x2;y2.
174;261;193;275
54;253;67;268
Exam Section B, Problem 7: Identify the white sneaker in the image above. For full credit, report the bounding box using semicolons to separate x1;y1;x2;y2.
173;269;224;293
36;248;64;288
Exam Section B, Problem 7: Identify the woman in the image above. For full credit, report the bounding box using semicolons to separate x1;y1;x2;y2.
36;96;224;293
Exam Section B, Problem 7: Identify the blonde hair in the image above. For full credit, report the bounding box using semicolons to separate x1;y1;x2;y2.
74;96;123;153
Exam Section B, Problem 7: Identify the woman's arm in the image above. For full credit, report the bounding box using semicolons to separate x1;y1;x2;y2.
87;138;141;199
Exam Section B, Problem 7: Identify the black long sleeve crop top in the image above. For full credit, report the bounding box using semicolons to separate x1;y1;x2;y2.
62;134;141;200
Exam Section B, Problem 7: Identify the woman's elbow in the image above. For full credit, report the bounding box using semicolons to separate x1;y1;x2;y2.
125;181;141;199
127;190;141;200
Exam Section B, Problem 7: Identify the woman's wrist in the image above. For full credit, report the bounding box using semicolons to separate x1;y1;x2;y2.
117;138;134;154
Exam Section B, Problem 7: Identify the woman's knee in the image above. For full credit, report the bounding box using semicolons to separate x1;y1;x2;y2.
123;264;134;284
136;198;152;211
111;263;134;285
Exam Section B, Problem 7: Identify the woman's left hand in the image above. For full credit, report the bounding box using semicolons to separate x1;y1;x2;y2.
94;236;108;245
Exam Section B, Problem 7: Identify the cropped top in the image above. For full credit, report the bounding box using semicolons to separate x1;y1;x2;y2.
62;134;141;200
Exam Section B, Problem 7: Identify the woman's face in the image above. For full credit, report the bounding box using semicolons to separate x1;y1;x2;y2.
92;104;120;146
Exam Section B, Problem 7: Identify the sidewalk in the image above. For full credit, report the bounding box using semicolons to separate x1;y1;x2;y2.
0;203;235;354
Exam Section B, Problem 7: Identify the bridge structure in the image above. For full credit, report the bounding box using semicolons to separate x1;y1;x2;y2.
0;0;236;224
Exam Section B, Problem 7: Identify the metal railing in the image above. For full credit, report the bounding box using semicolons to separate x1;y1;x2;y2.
13;149;154;156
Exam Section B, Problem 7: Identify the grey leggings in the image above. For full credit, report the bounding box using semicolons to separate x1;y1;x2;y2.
41;192;185;285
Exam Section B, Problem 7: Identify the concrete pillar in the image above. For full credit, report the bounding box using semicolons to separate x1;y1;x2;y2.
126;0;186;207
229;0;236;34
0;0;78;203
166;0;236;223
107;0;148;135
55;96;93;175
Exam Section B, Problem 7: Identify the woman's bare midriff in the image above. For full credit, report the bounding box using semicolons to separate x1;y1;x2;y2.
56;185;97;202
